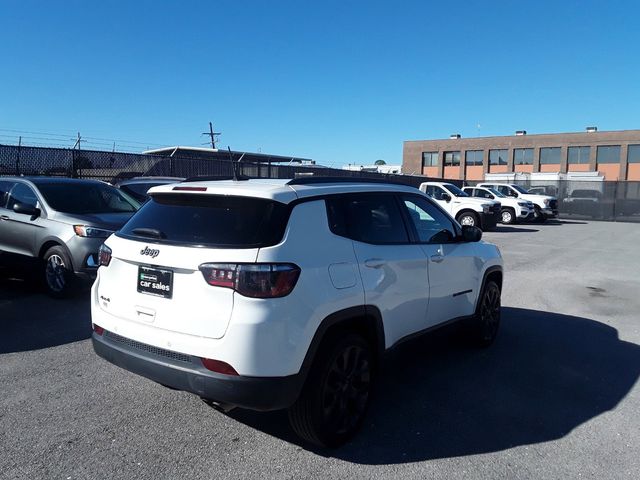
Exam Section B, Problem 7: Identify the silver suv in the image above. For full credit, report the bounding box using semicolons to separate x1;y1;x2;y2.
0;177;139;297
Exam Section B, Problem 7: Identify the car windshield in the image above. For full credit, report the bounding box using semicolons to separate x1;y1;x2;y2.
511;185;530;194
487;188;506;198
444;184;469;197
572;190;599;198
38;182;140;214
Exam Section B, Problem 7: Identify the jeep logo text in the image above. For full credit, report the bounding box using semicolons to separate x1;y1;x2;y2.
140;246;160;258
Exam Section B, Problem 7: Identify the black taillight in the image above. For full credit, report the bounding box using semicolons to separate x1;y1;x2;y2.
98;244;112;267
199;263;301;298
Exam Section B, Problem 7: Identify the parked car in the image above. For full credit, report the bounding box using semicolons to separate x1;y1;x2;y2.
477;183;558;222
463;186;534;224
527;185;558;196
91;177;504;447
115;176;185;203
419;181;501;230
0;177;140;297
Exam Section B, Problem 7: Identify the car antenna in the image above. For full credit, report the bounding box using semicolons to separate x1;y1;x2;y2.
228;147;245;181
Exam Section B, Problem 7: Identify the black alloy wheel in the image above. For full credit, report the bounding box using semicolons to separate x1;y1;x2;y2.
289;333;373;448
473;280;501;347
321;343;371;437
43;245;75;298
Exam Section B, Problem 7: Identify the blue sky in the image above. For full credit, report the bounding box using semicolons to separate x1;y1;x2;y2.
1;0;639;167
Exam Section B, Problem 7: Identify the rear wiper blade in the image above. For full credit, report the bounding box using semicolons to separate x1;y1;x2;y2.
131;227;166;239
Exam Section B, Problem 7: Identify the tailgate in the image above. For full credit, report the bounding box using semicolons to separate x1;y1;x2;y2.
97;235;258;339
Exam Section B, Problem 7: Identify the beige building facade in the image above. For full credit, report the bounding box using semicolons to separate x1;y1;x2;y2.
403;129;640;181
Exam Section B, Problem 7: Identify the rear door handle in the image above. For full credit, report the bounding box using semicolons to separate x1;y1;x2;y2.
364;258;386;268
430;254;444;263
0;215;9;221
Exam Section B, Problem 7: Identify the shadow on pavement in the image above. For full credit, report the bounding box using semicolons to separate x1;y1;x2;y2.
230;307;640;462
0;265;91;354
492;226;539;233
546;219;589;225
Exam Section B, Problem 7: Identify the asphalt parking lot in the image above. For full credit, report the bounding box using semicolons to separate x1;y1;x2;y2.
1;220;639;480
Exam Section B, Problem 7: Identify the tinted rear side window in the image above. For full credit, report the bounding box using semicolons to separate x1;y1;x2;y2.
326;193;409;244
119;194;290;248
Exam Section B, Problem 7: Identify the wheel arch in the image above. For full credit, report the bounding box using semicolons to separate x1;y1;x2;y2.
474;265;503;312
298;305;385;381
456;208;480;218
38;238;75;271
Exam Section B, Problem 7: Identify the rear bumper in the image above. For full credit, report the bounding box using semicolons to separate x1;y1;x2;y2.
92;329;302;411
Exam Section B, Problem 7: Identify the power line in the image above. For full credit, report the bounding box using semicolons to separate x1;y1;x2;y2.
0;127;168;150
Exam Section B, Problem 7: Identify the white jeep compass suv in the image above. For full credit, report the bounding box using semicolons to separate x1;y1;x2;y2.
91;177;503;447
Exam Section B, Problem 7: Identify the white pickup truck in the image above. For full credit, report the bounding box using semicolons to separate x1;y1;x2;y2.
463;186;535;224
419;182;501;230
477;183;558;222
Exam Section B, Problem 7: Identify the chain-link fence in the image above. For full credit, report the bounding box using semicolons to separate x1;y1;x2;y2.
466;179;640;223
7;144;637;221
0;143;440;189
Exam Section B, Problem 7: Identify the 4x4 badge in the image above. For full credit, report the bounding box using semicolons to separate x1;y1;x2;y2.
140;246;160;258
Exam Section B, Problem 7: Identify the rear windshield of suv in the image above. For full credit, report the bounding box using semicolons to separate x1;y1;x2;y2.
37;182;139;214
118;193;290;248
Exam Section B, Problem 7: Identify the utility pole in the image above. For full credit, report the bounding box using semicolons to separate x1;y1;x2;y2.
72;132;82;149
16;135;22;174
71;132;81;178
202;121;221;149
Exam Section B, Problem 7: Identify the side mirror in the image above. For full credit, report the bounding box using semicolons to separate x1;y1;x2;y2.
431;229;455;244
461;225;482;242
441;193;451;202
13;202;41;219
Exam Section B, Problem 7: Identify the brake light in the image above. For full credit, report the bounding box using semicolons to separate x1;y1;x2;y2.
199;263;301;298
93;324;104;335
98;244;112;267
201;358;239;376
173;186;207;192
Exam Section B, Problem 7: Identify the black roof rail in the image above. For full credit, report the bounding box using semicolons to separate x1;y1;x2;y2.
286;176;406;186
183;175;250;182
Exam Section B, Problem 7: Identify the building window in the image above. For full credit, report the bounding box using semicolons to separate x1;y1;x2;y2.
568;146;591;164
540;147;561;164
444;151;460;166
628;145;640;164
489;149;508;165
596;145;621;164
465;150;483;166
513;148;533;165
422;152;438;167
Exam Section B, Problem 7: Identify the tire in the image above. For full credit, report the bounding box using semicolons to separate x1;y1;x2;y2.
500;208;515;225
533;206;547;223
288;333;373;448
456;211;478;227
467;280;501;347
43;245;76;298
